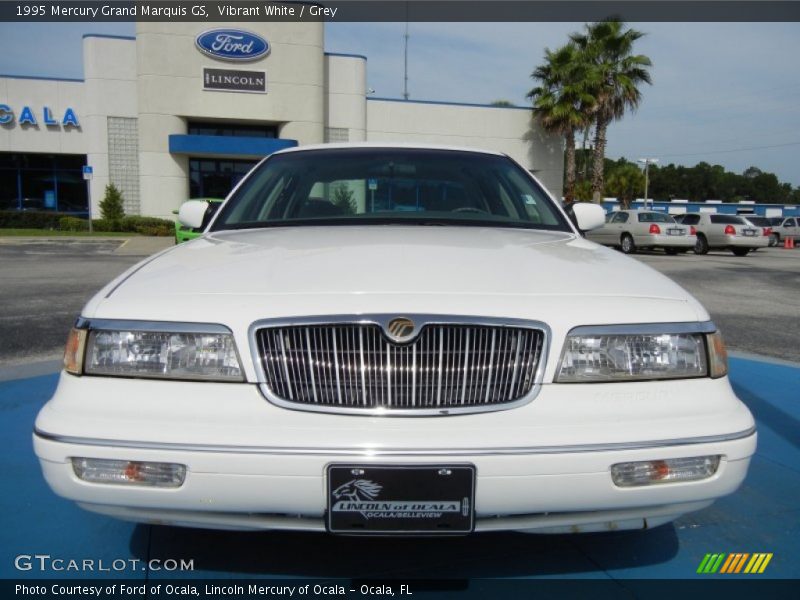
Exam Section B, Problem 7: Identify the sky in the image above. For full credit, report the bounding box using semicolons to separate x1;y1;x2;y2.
1;20;799;186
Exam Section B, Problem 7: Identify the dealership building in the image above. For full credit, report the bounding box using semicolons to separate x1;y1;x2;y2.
0;22;563;219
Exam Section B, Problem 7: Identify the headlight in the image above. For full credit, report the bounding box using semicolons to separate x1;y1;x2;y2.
69;320;244;382
556;324;720;382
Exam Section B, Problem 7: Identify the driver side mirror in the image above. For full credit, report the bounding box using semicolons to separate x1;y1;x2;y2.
178;200;210;229
569;203;606;232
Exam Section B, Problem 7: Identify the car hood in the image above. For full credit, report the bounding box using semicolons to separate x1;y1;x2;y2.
87;226;708;328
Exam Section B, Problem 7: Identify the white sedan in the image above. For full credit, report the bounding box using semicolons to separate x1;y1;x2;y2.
34;144;755;536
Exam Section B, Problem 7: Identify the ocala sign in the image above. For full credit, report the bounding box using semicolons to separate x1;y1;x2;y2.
0;105;80;128
195;29;270;62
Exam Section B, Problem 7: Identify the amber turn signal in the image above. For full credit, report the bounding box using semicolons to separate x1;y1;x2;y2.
63;328;87;375
707;331;729;379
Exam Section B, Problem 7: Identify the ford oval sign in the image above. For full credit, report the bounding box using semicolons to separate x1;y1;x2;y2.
195;29;270;62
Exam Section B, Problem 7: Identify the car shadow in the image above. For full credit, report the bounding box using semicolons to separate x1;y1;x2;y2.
732;380;800;451
132;521;680;578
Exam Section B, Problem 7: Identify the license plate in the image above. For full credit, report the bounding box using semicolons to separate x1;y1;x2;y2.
327;464;475;535
667;228;683;236
743;229;756;236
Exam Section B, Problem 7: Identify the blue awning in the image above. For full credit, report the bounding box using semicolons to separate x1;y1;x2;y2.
168;135;297;158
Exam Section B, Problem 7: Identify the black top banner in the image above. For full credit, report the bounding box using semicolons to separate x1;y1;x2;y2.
4;1;800;23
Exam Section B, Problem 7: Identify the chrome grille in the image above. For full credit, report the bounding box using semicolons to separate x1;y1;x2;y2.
256;323;544;412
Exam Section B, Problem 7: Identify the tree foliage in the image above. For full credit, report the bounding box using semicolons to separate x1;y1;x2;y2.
527;20;799;205
527;43;596;203
332;183;356;214
605;161;644;208
489;99;516;107
570;20;652;202
602;158;799;204
99;183;125;222
528;19;651;203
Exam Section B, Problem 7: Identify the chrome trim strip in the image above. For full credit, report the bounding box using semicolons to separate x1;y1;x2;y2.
34;426;756;456
567;321;717;336
75;318;233;335
246;314;551;416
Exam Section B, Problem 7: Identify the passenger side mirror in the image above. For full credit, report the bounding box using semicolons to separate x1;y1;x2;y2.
570;203;606;232
178;200;211;229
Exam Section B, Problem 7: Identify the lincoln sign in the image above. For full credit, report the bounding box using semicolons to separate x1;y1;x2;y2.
203;68;266;93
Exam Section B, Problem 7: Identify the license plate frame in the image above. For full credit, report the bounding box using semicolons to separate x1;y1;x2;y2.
326;464;475;535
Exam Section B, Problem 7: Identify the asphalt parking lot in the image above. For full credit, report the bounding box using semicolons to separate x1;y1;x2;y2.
0;237;172;367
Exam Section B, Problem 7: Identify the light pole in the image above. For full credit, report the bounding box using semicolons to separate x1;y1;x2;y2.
637;158;659;210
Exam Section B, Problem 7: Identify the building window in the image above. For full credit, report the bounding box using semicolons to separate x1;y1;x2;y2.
0;153;87;213
189;158;257;199
107;117;140;215
188;121;278;138
325;127;349;143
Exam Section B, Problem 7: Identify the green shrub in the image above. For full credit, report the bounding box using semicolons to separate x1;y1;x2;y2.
59;216;88;232
91;218;116;232
0;211;73;229
0;209;174;236
121;215;175;237
99;184;125;224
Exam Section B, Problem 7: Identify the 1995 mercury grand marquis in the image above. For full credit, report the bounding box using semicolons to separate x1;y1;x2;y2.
34;144;756;535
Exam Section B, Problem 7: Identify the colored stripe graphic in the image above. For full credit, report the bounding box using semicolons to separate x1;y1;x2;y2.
719;554;736;573
697;553;727;573
700;553;773;574
721;553;748;573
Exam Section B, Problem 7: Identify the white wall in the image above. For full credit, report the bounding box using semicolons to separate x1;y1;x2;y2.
82;35;138;217
0;77;86;155
366;99;563;198
324;54;367;142
135;21;326;218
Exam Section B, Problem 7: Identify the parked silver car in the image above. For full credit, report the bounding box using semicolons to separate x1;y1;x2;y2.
586;209;696;255
674;213;769;256
740;216;777;247
769;216;799;245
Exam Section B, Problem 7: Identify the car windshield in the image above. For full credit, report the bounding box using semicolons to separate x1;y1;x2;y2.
745;216;769;226
211;148;570;231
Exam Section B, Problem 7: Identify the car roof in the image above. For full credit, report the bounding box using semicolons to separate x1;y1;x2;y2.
272;142;507;157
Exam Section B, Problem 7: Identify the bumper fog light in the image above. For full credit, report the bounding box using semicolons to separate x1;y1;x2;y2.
72;458;186;488
611;455;721;487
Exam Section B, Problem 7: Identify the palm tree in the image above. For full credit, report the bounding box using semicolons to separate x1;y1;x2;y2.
527;43;595;203
571;20;652;202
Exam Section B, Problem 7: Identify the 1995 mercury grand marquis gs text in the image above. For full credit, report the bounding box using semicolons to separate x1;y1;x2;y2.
34;144;755;535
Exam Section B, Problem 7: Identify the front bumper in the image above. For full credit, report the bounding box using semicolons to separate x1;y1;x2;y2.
34;373;756;533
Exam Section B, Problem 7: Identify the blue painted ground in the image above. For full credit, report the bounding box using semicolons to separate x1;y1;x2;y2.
1;356;798;582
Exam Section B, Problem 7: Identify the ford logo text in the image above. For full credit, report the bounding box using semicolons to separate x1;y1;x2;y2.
195;29;270;62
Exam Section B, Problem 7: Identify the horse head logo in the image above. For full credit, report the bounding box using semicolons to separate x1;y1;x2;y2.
332;479;383;502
